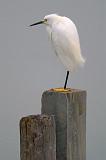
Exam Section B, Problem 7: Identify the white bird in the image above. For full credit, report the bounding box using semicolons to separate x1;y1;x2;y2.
30;14;85;89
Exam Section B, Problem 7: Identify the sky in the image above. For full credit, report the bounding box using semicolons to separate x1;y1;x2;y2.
0;0;105;160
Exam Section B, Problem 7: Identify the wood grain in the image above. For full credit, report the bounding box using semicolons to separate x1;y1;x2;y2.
20;115;56;160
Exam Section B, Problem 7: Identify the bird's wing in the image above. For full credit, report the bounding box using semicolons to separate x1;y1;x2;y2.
51;21;83;71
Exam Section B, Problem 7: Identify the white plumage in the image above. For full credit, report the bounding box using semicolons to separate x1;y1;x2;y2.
44;14;85;71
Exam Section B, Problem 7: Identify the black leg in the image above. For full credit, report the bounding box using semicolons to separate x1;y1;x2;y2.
64;71;69;89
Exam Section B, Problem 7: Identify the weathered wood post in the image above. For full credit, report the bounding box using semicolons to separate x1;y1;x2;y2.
42;88;86;160
20;115;56;160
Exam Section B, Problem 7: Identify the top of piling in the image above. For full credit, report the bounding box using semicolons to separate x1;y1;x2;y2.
46;88;86;94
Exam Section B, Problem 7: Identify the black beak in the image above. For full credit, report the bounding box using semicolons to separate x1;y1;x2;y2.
29;20;45;27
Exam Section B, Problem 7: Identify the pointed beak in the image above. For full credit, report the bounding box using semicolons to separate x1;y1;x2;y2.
29;20;45;27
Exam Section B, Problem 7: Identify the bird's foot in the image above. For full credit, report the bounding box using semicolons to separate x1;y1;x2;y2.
49;88;72;92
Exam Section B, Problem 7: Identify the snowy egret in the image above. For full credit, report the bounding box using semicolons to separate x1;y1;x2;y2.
30;14;85;89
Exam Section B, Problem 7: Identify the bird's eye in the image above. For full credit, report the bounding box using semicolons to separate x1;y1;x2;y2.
44;19;47;22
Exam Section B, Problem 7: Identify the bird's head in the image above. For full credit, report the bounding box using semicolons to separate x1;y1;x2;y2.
30;14;61;27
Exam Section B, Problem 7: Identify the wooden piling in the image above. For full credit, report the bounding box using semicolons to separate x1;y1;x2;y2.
41;88;86;160
20;115;56;160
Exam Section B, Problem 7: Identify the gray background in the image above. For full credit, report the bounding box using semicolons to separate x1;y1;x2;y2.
0;0;105;160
